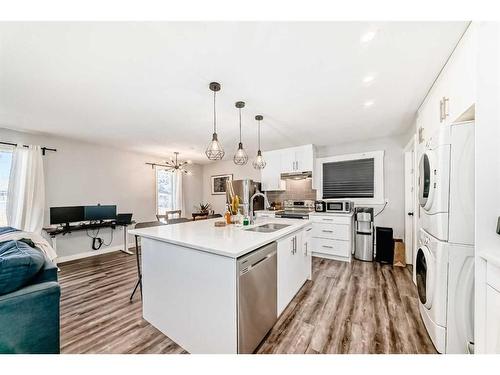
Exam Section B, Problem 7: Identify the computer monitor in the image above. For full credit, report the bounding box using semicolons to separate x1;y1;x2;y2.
84;205;117;221
50;206;85;226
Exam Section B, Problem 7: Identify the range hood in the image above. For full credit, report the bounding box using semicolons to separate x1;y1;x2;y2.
280;171;312;180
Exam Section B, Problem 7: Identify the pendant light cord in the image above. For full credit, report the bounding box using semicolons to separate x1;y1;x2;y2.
258;119;261;150
239;108;242;142
213;91;217;133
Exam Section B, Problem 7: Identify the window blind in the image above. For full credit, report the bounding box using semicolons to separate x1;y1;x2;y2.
322;158;374;199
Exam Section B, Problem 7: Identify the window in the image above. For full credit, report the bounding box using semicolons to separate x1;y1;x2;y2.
322;158;374;199
156;167;174;215
317;150;384;204
0;147;13;226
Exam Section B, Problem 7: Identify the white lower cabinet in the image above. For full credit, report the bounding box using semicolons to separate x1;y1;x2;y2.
310;213;353;262
277;226;311;316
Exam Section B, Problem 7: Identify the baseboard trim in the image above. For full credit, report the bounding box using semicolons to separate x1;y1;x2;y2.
57;245;133;264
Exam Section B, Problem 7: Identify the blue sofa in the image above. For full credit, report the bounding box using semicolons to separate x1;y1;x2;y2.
0;253;61;354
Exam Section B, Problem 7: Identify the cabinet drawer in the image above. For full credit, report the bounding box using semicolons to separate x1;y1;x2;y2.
487;262;500;293
310;214;352;225
312;223;350;241
312;238;350;258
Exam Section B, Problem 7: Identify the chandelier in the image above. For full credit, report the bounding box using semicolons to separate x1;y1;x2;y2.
146;152;192;174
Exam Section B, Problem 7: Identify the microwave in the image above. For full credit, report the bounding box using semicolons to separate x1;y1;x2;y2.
325;200;353;213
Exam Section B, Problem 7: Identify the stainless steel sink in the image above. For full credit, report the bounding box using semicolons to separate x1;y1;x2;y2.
245;223;291;233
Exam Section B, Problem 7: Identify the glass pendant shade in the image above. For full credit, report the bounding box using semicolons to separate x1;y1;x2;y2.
252;150;266;169
234;142;248;165
205;82;224;161
205;132;225;160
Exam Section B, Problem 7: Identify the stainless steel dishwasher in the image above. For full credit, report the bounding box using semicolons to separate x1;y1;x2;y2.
237;242;277;354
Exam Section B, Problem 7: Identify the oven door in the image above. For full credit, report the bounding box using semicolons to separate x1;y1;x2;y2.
416;245;435;309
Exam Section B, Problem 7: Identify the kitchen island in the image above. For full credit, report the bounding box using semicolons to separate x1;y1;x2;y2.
128;217;312;354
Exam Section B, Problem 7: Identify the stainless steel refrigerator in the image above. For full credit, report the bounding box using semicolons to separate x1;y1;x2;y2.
226;179;264;216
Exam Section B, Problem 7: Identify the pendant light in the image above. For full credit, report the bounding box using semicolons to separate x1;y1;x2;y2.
205;82;225;160
233;101;249;165
252;115;266;170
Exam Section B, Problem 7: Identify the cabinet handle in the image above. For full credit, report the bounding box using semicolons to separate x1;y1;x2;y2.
306;228;312;232
322;245;333;249
443;97;449;118
291;237;295;254
322;218;334;221
322;230;333;233
305;242;308;256
439;100;444;122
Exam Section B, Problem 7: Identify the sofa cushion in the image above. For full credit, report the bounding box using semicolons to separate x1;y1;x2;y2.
0;240;45;296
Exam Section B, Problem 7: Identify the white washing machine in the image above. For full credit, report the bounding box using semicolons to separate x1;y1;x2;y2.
416;229;474;354
418;121;475;245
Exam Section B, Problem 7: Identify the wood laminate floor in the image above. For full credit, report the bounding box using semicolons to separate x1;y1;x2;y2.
59;251;436;354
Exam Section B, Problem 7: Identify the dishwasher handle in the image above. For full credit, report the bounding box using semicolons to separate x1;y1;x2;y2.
240;250;277;275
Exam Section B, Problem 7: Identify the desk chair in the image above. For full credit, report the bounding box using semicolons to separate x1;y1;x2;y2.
130;221;167;302
156;210;182;222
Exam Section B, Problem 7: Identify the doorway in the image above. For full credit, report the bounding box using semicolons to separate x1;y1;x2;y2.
404;135;417;283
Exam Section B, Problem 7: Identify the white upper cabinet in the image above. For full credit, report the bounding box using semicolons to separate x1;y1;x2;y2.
261;144;315;191
261;150;285;191
417;25;476;142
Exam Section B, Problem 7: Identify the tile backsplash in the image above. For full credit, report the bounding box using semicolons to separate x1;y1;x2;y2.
265;178;317;203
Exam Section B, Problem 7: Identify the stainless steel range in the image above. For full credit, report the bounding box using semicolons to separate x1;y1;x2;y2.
275;200;315;219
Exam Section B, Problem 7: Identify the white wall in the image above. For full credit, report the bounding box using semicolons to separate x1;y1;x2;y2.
202;159;261;214
0;127;203;260
317;135;407;239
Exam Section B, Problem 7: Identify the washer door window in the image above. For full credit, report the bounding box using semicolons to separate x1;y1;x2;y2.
416;245;434;309
418;152;435;211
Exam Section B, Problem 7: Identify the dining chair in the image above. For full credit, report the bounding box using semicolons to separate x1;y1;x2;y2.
156;210;181;222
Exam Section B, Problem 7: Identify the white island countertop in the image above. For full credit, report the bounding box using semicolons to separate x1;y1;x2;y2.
129;217;311;258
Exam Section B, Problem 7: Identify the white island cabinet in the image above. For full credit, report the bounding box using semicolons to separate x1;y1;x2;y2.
129;218;312;354
277;224;312;315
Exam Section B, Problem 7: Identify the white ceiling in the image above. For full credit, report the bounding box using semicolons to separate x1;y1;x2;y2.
0;22;467;163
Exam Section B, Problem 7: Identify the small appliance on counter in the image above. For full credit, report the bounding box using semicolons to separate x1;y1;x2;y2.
323;200;353;213
275;200;315;219
354;207;374;261
314;200;326;212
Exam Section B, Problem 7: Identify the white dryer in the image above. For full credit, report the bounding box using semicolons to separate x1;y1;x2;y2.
416;229;474;354
418;121;475;245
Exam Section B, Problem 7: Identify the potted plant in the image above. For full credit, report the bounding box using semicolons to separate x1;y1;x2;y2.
196;203;212;215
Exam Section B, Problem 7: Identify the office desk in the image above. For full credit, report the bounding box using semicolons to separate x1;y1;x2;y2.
43;221;135;255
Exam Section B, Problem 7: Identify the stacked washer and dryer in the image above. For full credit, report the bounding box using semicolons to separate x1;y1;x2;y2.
416;121;475;354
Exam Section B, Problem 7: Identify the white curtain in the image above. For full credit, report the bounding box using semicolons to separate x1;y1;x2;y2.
6;145;45;233
172;170;185;216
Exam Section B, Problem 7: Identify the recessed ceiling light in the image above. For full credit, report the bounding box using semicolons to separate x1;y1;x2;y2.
360;31;377;43
363;75;375;84
364;100;374;108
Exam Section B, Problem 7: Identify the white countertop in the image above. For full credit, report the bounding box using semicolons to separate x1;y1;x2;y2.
129;217;311;259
